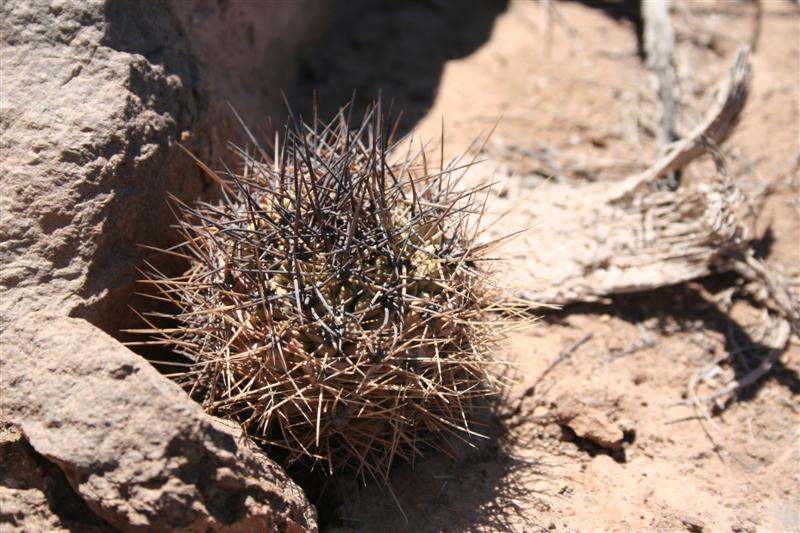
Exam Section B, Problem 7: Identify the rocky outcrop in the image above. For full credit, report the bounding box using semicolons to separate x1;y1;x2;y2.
1;1;326;529
1;0;204;333
0;0;324;335
0;315;317;532
168;0;325;130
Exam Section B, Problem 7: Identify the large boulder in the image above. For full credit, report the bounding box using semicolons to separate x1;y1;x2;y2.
0;0;322;531
1;0;205;333
0;0;324;335
0;1;326;529
0;314;317;532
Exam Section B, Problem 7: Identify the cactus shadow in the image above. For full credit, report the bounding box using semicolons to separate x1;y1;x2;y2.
294;396;554;532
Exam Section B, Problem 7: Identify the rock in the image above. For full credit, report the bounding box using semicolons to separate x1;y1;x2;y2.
679;514;707;532
0;0;208;334
554;394;626;451
1;2;328;529
167;0;326;131
0;424;114;532
0;315;317;532
0;0;324;335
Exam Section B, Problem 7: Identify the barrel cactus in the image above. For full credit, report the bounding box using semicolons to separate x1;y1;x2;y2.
140;104;524;481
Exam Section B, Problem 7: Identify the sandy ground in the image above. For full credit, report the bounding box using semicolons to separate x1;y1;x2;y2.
288;1;800;531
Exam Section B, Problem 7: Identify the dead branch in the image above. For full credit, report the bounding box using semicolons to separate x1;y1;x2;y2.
730;253;800;336
699;319;791;405
471;47;754;308
608;322;656;360
483;154;745;306
750;0;763;52
608;46;751;203
643;0;680;156
530;331;593;391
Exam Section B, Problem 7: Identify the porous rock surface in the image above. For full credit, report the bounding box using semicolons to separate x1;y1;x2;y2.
0;315;317;532
0;0;323;334
1;0;323;530
0;424;114;532
0;0;209;333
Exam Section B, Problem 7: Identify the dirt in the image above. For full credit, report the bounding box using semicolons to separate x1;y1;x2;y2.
288;1;800;531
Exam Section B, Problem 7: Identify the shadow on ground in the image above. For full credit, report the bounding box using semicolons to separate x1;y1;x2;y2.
543;272;800;405
298;399;553;532
566;0;644;57
287;0;509;136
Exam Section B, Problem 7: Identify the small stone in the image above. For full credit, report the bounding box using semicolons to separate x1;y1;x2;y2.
679;514;706;532
554;394;625;450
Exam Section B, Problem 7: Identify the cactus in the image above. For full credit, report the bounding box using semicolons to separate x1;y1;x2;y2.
138;104;525;482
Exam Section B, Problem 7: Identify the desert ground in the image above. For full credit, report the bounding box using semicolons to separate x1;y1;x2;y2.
292;1;799;531
2;1;798;532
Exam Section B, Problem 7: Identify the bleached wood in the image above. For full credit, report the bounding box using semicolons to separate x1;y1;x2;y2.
478;49;753;306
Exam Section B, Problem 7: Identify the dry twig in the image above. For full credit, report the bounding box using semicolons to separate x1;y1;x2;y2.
642;0;680;158
530;331;593;392
699;319;791;405
608;46;751;203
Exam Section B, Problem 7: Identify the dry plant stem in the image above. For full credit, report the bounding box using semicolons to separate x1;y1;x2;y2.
609;322;655;360
528;331;593;393
489;151;745;306
699;319;791;404
750;0;762;52
687;355;725;430
642;0;680;156
538;0;552;34
730;252;800;336
483;46;752;307
608;46;751;203
683;317;791;417
677;272;796;412
535;0;584;57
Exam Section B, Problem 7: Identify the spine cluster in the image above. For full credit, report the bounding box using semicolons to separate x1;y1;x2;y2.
141;105;517;481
